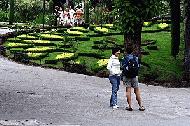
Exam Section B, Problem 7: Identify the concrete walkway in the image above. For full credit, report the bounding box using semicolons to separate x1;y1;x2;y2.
0;56;190;126
0;28;14;35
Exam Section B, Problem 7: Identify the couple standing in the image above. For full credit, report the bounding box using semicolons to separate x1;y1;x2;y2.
107;48;145;111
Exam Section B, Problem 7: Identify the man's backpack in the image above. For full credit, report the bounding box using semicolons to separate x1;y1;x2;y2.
122;55;139;78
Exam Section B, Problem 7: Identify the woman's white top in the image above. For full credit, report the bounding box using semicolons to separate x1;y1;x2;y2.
107;55;121;76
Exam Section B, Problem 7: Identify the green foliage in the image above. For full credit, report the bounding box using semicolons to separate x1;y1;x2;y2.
0;10;8;22
9;0;14;24
84;0;90;24
2;24;184;84
14;0;46;22
49;0;54;14
113;0;161;34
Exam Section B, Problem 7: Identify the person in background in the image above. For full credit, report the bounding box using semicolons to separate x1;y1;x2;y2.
107;48;122;109
69;6;75;26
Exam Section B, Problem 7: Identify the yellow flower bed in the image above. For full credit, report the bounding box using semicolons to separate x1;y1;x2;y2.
67;29;84;35
27;53;45;58
143;22;152;27
97;59;109;67
26;47;55;52
104;24;113;27
23;40;51;43
157;23;169;29
7;42;28;47
40;34;64;39
17;34;37;39
55;53;75;59
75;60;80;64
95;27;109;33
72;27;86;30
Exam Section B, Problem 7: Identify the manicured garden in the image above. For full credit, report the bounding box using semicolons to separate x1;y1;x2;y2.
0;20;183;87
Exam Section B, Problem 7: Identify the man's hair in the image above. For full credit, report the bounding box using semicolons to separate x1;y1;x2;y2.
112;47;120;55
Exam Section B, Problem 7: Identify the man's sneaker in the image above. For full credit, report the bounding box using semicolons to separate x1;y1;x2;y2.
112;105;119;109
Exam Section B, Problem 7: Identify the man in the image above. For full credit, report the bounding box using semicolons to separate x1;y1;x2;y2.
122;48;145;111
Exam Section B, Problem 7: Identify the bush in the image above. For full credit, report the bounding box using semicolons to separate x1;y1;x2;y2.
27;52;48;60
0;11;8;22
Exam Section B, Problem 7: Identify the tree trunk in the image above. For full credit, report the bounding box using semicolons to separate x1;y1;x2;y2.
170;0;181;58
124;22;143;57
84;0;89;24
9;0;14;25
184;0;190;82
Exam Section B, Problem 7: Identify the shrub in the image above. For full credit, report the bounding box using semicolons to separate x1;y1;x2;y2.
0;11;8;22
70;27;89;33
17;34;37;40
157;23;169;30
6;42;33;49
143;22;152;27
40;34;64;41
66;29;84;36
75;36;90;41
26;47;56;53
55;52;75;60
23;40;55;46
6;38;22;42
94;27;109;33
97;59;109;67
9;48;25;53
27;52;48;60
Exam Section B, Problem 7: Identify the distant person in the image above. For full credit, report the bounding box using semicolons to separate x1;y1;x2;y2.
63;8;70;26
69;6;75;26
74;8;84;26
107;48;122;109
121;48;145;111
57;7;64;25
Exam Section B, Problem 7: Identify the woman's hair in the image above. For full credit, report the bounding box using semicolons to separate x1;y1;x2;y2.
112;47;120;55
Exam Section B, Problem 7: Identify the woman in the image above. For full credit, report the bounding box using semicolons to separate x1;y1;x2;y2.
107;48;121;109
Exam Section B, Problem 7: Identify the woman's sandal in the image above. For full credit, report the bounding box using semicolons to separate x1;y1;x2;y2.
125;107;133;111
139;106;145;111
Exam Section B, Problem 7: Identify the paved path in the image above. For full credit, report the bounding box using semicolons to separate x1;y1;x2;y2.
0;28;14;35
0;56;190;126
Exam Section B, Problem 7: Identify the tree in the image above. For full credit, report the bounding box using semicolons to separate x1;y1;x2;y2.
184;0;190;82
113;0;161;54
9;0;14;25
170;0;181;58
0;0;9;11
84;0;89;24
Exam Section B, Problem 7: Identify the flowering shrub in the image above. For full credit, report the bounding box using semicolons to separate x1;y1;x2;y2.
17;34;37;39
26;47;55;52
143;22;152;27
55;53;75;60
71;27;89;33
157;23;169;29
103;24;113;27
97;59;109;67
95;27;109;33
27;52;46;58
67;29;84;35
23;40;51;44
40;34;64;39
75;60;80;64
7;42;29;47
